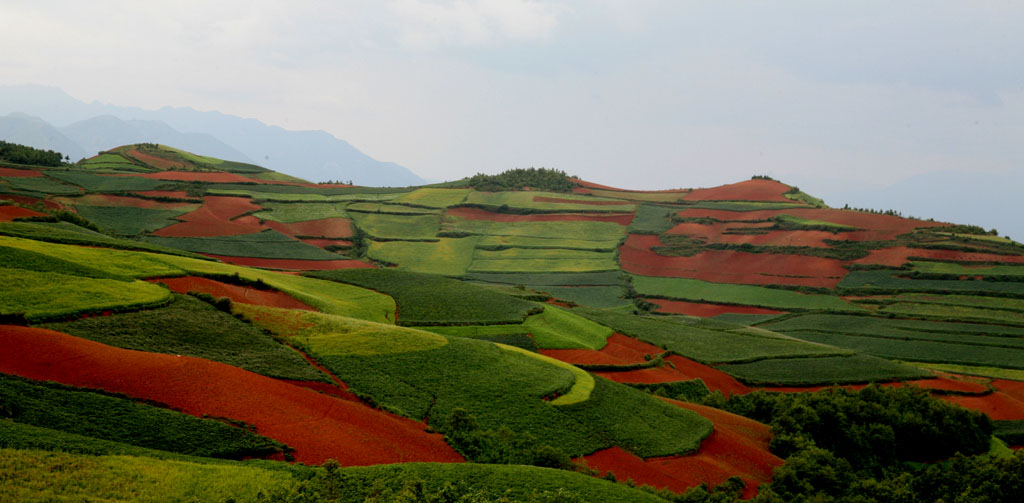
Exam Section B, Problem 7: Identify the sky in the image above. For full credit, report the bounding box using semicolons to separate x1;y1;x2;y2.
1;1;1022;222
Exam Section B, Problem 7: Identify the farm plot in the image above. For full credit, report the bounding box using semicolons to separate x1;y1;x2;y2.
573;308;851;364
0;326;461;465
586;188;689;203
0;268;171;322
2;175;82;197
855;246;1024;267
476;234;622;251
443;216;627;243
629;204;680;234
465;271;623;286
910;261;1024;278
631;275;861;312
349;212;440;240
839;270;1024;296
147;230;345;260
367;237;478;276
47;171;168;192
40;294;326;381
468;247;618;273
648;299;784;317
682;179;794;202
0;205;45;221
0;222;201;257
541;286;631;308
154;276;315;311
257;217;353;239
878;302;1024;325
306;269;538;326
465;190;636;212
79;152;149;171
251;201;347;223
391;187;472;208
523;305;613;349
447;206;633;225
0;374;286;459
60;194;199;209
151;195;264;237
779;331;1024;370
717;354;933;386
252;309;711;458
347;202;440;215
74;205;192;236
0;167;42;177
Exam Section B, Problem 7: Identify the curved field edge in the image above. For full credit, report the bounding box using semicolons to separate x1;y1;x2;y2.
499;344;595;405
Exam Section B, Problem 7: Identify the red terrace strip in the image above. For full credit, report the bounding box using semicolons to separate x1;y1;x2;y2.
124;149;187;171
0;205;47;222
677;207;946;242
70;194;198;210
683;179;793;203
620;234;847;288
152;196;264;237
759;374;991;395
0;194;62;210
446;206;633;225
135;190;194;199
300;238;353;249
943;391;1024;421
532;195;634;207
600;355;750;398
668;221;842;248
540;334;660;366
648;299;784;318
241;216;354;239
276;379;362;402
149;276;316;311
0;326;463;466
122;171;266;184
854;246;1024;267
0;167;42;177
201;254;376;271
574;179;690;193
582;401;781;499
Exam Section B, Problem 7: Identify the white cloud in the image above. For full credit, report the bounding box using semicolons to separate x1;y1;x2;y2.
385;0;567;50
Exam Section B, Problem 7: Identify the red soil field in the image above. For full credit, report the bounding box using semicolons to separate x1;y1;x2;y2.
249;217;354;238
760;374;991;395
619;234;846;288
152;196;264;237
993;379;1024;402
540;334;658;366
648;299;784;317
682;179;793;203
130;171;265;184
135;190;195;199
666;221;835;248
532;195;634;207
277;379;361;402
942;392;1024;421
854;246;1024;266
202;254;376;271
69;194;198;209
0;194;63;210
124;149;187;171
0;205;46;221
447;206;633;225
677;207;946;242
149;276;316;311
582;400;781;498
0;167;42;177
300;238;353;249
0;326;463;466
574;179;689;193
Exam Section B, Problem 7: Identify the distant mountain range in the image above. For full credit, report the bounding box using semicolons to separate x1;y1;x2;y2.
0;85;425;186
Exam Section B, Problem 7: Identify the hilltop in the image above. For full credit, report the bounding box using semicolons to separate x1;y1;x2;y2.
1;142;1022;502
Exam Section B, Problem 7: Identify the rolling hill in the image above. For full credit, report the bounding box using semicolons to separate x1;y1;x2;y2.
1;142;1022;502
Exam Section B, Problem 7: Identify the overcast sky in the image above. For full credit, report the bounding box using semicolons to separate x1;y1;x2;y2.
1;1;1022;194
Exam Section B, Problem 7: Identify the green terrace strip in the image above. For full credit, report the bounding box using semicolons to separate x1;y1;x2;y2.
346;202;441;215
463;190;636;213
465;271;624;286
46;171;170;192
773;214;857;232
80;152;151;172
716;354;933;386
366;237;478;275
305;269;539;326
0;236;394;322
0;375;288;459
541;285;632;308
41;294;327;382
205;189;404;202
73;205;193;236
499;345;595;405
777;331;1024;370
572;308;851;364
1;175;82;195
901;362;1024;381
0;221;207;258
476;234;622;251
839;270;1024;296
523;305;613;350
909;261;1024;278
147;230;346;260
993;421;1024;446
880;293;1024;312
878;302;1024;325
468;248;619;273
0;449;299;503
759;314;1024;340
0;244;129;280
442;217;628;242
628;204;678;234
348;212;440;240
242;305;710;458
0;268;171;322
631;275;862;312
250;201;348;223
390;187;472;208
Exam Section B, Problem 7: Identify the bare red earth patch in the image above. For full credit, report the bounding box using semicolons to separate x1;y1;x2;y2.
152;196;264;237
582;400;780;498
539;334;662;366
677;207;946;242
131;171;265;184
942;392;1024;421
0;326;463;465
135;190;194;199
0;205;46;221
683;179;793;203
0;167;42;177
447;206;633;225
301;238;353;249
854;246;1024;266
620;234;846;288
202;254;376;271
648;299;784;317
69;194;198;210
123;150;187;171
149;276;315;311
257;217;354;238
0;194;62;210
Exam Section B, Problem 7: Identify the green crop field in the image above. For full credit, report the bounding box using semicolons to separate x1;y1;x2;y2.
632;275;862;312
587;188;688;203
47;171;169;192
839;270;1024;296
574;308;850;364
469;247;618;273
443;217;628;242
0;268;171;322
629;204;678;234
901;362;1024;381
717;354;933;386
147;230;345;260
476;234;622;251
0;375;287;459
878;302;1024;325
886;293;1024;312
391;188;472;208
251;201;348;223
541;285;631;308
80;153;144;170
367;236;478;275
464;190;635;212
465;271;623;286
503;345;595;405
346;202;440;215
523;305;613;349
0;235;190;277
1;176;82;195
349;212;440;240
306;269;538;326
775;214;856;231
781;331;1024;370
73;205;191;236
910;261;1024;277
1;244;128;280
0;222;206;258
759;313;1024;339
42;294;327;381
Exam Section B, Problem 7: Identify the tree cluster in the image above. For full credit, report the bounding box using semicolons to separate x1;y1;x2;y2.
467;168;575;192
0;141;66;167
